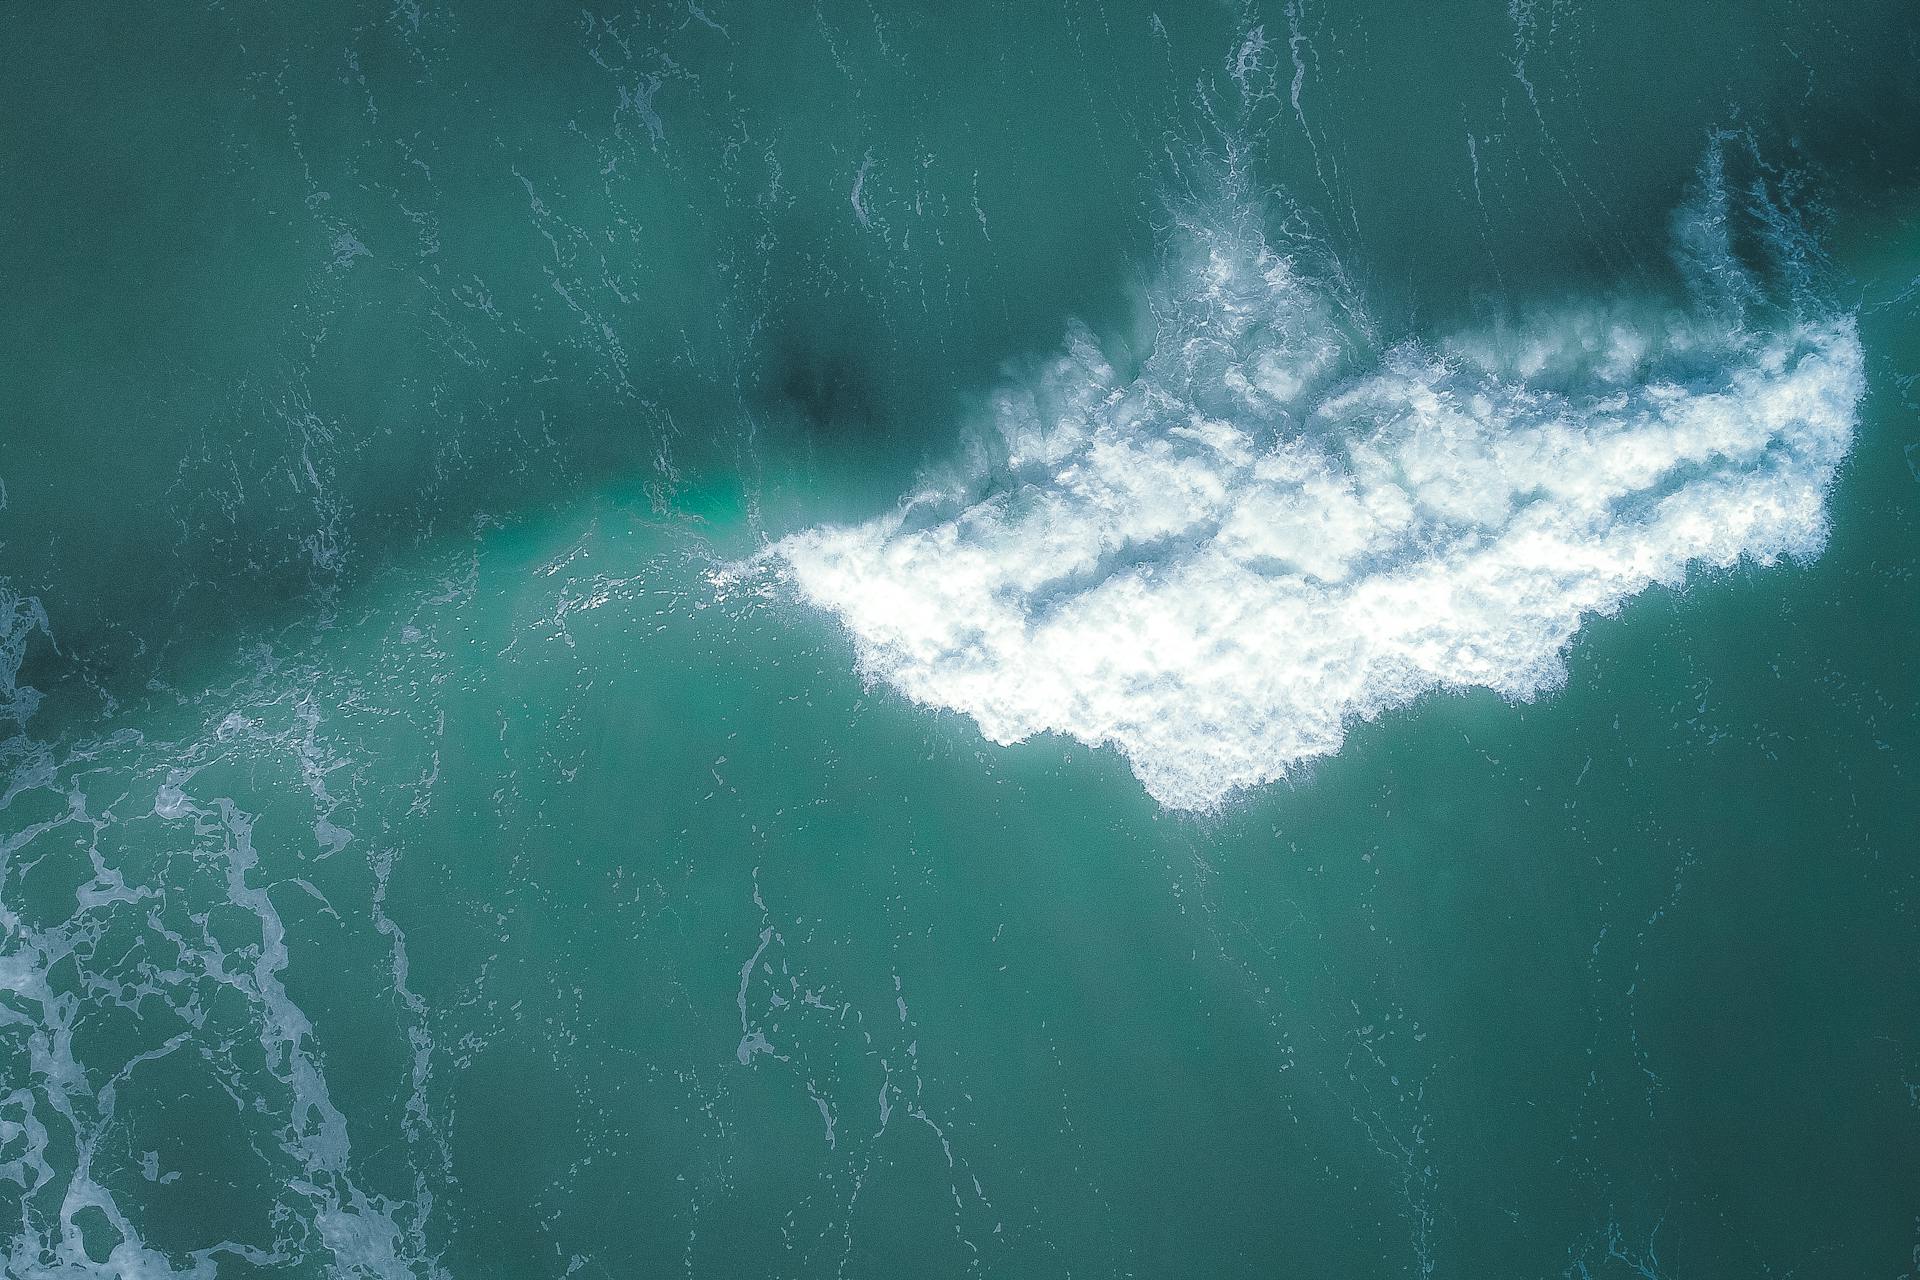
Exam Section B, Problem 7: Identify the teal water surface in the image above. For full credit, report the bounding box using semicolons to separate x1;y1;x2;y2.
3;2;1919;1276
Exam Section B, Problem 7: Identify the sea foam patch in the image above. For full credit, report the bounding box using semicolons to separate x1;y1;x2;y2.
767;161;1865;810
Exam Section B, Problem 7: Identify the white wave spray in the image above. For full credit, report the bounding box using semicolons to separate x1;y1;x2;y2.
766;148;1865;811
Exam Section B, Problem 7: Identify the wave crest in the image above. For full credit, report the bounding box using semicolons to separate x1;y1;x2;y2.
769;155;1865;810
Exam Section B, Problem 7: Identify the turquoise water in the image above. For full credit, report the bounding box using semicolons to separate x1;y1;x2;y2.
2;2;1918;1276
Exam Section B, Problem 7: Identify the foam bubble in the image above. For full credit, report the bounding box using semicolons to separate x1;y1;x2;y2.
768;157;1865;811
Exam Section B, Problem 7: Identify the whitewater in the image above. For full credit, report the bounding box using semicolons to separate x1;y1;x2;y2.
768;150;1866;810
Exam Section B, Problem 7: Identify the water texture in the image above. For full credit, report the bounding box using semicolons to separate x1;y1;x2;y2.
2;2;1918;1277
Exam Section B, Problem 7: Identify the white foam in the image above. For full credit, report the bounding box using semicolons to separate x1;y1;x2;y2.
768;164;1865;811
1;631;442;1278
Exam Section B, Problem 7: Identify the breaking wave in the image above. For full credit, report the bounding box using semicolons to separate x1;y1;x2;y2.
768;147;1865;810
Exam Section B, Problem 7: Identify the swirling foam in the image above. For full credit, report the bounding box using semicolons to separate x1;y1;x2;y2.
769;160;1865;811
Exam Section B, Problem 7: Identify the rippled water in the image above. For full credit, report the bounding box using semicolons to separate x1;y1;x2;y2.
2;2;1918;1276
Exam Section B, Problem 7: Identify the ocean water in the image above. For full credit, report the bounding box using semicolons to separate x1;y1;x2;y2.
2;2;1918;1276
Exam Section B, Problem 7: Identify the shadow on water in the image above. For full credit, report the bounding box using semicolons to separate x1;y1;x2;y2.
2;0;1917;740
0;0;1170;729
